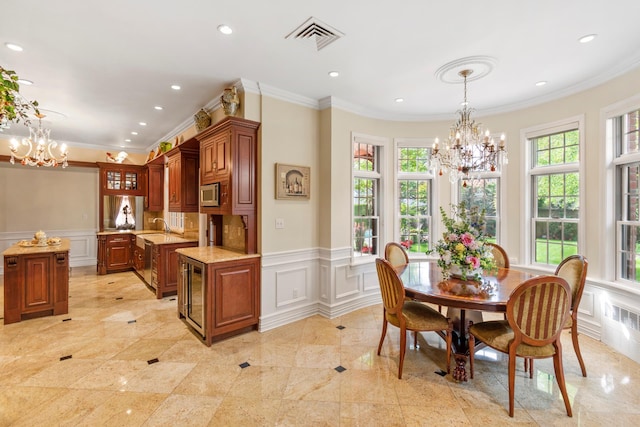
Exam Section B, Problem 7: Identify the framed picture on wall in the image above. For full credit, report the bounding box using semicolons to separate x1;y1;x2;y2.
275;163;310;200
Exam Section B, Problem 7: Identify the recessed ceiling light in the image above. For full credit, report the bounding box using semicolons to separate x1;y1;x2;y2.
139;122;147;126
217;25;233;35
579;34;597;43
328;71;339;77
17;79;33;85
535;81;547;87
124;139;131;142
131;131;138;135
154;106;163;110
395;98;404;103
5;43;23;51
171;84;181;90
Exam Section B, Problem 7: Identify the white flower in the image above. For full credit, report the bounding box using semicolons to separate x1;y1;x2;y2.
442;251;451;264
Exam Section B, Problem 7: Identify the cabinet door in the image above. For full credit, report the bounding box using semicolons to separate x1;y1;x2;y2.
146;164;164;211
23;255;53;313
200;138;216;185
213;131;231;180
232;129;256;211
106;236;131;269
168;155;181;211
212;260;258;331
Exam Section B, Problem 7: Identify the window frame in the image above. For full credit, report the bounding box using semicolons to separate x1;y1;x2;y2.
351;133;390;264
394;138;437;259
522;116;585;268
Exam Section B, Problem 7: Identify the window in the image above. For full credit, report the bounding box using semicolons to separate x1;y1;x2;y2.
613;108;640;282
459;177;499;242
353;139;382;258
528;126;581;265
397;145;433;254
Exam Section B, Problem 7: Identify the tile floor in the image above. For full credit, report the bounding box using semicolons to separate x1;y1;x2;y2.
1;266;639;426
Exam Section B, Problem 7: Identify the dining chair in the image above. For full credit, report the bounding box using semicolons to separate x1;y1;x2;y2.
384;242;410;269
487;242;509;268
525;255;589;377
468;275;573;417
375;258;452;379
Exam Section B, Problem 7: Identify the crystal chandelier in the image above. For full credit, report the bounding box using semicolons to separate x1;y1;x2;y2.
430;69;507;185
9;114;68;168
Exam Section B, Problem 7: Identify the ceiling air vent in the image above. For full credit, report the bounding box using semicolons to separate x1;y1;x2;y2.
286;17;344;51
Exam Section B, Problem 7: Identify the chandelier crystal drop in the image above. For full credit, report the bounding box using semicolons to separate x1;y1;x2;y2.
9;114;68;168
430;69;508;185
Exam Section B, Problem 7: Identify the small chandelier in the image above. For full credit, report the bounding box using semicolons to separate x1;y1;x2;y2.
430;69;507;185
9;114;68;168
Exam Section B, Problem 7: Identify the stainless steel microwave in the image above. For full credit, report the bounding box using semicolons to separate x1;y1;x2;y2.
200;183;219;207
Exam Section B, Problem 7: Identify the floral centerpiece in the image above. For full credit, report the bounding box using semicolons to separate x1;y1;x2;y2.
429;202;496;281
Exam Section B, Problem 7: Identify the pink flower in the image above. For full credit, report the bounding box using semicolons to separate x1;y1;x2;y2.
460;232;475;247
466;255;480;269
447;233;458;242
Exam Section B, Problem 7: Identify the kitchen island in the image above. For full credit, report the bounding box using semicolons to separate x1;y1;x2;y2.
176;246;261;345
3;239;70;324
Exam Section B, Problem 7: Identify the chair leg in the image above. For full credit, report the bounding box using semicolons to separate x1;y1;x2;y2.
508;350;517;417
413;330;419;349
468;333;475;379
446;320;452;374
377;317;388;356
398;327;407;379
571;322;587;377
553;347;573;417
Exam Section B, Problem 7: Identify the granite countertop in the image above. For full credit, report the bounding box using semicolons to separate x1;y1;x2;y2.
3;238;71;256
96;230;198;245
141;234;198;245
175;246;261;264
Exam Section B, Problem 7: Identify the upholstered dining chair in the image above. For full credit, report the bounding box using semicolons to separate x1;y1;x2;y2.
384;242;410;269
525;255;589;378
468;275;573;417
375;258;452;379
487;242;509;269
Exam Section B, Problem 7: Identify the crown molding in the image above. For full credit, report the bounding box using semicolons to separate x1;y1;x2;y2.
257;82;320;110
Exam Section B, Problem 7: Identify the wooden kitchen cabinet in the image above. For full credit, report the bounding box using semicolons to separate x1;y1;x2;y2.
97;163;146;196
146;162;164;211
178;253;260;346
3;241;70;324
151;241;197;299
167;144;199;213
97;233;134;275
196;117;259;215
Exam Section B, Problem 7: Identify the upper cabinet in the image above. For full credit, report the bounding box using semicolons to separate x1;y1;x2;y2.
196;117;260;215
146;162;164;212
97;163;146;196
167;138;199;213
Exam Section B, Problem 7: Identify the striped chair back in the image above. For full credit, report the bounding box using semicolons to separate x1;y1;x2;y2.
375;258;406;315
507;276;571;346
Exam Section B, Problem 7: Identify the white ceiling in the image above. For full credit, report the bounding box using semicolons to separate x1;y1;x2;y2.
2;0;640;152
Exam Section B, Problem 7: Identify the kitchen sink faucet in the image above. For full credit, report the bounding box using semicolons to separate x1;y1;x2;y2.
153;218;170;234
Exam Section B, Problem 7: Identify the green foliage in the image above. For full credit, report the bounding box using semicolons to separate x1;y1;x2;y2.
1;66;39;125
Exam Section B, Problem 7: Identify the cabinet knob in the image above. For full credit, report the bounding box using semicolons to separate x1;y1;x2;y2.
213;161;217;171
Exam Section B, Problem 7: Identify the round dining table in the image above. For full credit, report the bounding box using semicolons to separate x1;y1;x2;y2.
398;260;537;381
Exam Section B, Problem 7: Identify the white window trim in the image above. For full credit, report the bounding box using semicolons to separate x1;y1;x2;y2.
521;115;585;267
351;132;391;265
602;93;640;282
394;137;437;259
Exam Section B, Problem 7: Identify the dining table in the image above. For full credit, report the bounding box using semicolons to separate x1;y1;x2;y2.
399;260;536;381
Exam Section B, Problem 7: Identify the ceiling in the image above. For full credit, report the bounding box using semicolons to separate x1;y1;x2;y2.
2;0;640;153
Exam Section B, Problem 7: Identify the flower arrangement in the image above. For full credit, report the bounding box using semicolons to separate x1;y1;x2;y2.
429;202;496;281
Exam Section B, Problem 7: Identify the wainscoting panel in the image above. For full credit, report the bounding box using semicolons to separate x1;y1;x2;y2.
0;229;97;275
260;247;380;332
275;267;309;307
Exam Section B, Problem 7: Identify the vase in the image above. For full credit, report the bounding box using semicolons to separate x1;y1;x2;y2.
449;264;482;280
194;109;211;131
221;87;240;116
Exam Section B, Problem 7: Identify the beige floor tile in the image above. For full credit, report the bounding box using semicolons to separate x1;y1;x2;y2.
2;266;640;425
